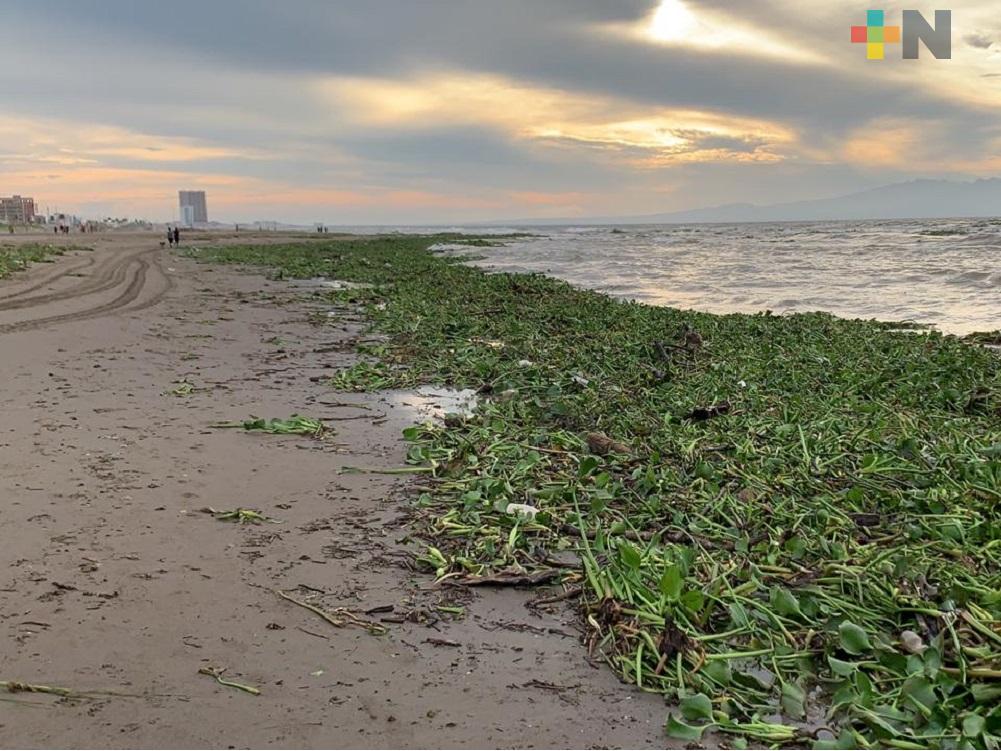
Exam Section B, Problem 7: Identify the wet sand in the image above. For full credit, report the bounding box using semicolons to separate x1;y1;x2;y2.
0;233;666;748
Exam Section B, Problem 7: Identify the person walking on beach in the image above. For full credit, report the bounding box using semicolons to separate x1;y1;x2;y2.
167;227;174;247
173;226;180;247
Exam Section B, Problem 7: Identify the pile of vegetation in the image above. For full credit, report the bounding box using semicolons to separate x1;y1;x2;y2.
189;236;1001;749
0;243;69;278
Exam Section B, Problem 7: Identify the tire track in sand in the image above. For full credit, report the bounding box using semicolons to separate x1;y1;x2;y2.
0;247;150;312
0;248;173;335
0;254;98;302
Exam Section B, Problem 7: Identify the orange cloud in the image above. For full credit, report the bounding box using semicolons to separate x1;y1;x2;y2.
318;72;799;167
0;115;257;167
843;117;1001;173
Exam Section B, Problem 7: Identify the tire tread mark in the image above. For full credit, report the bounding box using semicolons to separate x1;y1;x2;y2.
0;250;172;335
0;254;98;302
0;248;149;312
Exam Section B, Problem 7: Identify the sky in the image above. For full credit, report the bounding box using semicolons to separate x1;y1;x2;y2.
1;0;999;224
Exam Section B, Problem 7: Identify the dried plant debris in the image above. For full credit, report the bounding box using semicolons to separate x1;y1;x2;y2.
199;507;282;525
197;667;260;696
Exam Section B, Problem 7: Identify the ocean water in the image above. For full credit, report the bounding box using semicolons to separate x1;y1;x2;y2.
444;219;1001;336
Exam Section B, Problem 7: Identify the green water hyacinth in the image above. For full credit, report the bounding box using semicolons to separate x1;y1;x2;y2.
213;414;328;437
189;235;1001;748
0;243;72;278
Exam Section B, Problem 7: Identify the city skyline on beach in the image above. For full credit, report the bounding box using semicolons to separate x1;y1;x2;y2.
1;1;999;224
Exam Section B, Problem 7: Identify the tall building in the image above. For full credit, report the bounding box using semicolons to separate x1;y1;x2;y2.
0;195;36;224
178;190;208;226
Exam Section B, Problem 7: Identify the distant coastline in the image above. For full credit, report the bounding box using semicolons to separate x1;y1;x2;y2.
479;177;1001;226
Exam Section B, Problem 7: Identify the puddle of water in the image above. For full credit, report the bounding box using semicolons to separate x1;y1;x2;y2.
287;278;373;290
428;243;475;252
385;386;478;423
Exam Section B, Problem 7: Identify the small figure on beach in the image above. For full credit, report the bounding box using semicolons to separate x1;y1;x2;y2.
173;227;180;246
167;227;174;247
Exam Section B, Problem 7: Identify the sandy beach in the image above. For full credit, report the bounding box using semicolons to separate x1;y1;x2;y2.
0;233;665;748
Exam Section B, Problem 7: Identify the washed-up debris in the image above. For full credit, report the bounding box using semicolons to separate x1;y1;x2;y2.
1;681;74;697
166;380;195;397
190;233;1001;748
197;667;260;696
1;680;149;700
212;415;327;437
424;637;461;648
683;401;731;421
445;567;562;587
585;432;630;456
519;679;581;693
505;503;539;520
528;585;584;609
199;507;282;525
338;465;435;475
274;589;387;636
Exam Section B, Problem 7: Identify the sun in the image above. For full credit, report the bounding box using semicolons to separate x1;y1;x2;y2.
648;0;697;42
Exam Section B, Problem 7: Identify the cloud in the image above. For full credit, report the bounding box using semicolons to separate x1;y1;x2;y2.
964;32;994;49
612;0;829;65
842;116;1001;174
0;115;260;166
321;71;798;168
0;1;997;223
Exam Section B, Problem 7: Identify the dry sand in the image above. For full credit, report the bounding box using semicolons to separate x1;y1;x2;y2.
0;233;667;748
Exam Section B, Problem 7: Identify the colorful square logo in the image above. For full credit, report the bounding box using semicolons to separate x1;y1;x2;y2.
851;9;901;60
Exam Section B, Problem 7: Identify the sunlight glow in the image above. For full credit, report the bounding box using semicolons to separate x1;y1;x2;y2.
634;0;827;65
648;0;696;42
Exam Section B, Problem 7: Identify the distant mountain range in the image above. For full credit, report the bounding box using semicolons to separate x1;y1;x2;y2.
494;178;1001;225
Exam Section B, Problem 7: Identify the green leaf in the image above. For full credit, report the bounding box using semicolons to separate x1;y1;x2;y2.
734;667;775;691
666;714;706;741
839;621;872;654
872;703;911;723
962;713;985;738
901;676;938;716
659;564;683;600
856;706;902;736
680;693;714;722
618;541;642;570
784;535;807;558
770;587;803;618
854;669;874;701
703;659;732;685
813;729;860;750
781;681;806;719
681;589;705;613
922;646;942;676
828;656;857;677
971;683;1001;703
728;602;750;627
